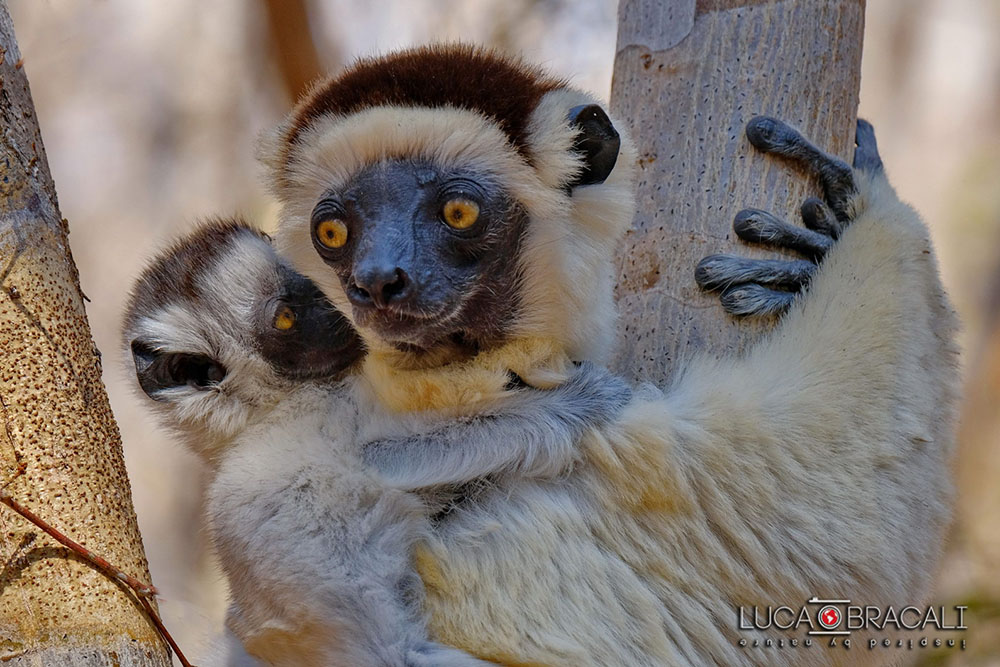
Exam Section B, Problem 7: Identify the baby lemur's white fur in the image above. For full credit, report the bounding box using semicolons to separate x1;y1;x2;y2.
123;219;630;666
266;46;959;666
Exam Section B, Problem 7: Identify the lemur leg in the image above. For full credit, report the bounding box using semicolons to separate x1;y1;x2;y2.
696;117;881;316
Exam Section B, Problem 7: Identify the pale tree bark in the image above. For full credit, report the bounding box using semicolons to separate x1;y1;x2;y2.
0;4;171;666
611;0;866;384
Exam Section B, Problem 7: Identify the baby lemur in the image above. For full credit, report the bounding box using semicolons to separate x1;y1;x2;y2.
123;218;630;666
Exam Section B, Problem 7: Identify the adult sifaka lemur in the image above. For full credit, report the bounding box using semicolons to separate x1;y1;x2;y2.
262;45;959;666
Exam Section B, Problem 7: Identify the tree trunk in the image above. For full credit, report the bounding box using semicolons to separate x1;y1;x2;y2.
0;4;171;665
610;0;866;385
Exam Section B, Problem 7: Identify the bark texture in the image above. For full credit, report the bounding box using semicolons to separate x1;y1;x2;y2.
611;0;866;385
0;4;170;665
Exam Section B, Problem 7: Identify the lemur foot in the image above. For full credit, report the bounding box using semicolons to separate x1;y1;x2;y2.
696;117;883;317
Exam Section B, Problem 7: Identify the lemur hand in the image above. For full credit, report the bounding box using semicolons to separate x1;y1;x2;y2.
695;117;883;317
365;362;631;490
508;360;632;431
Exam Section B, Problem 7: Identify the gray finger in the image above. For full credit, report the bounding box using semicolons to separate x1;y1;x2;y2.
733;208;833;260
720;284;797;317
695;254;816;291
853;118;883;173
800;197;842;239
745;116;856;218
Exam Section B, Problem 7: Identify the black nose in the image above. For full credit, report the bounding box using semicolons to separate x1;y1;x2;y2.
348;265;412;309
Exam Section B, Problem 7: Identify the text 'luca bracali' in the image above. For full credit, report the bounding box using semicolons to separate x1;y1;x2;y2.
737;597;968;656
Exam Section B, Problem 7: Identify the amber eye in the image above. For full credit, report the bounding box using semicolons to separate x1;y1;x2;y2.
273;304;296;331
442;198;480;230
315;219;349;249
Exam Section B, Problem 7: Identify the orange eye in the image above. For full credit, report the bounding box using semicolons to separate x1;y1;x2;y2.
316;219;349;248
273;305;296;331
442;198;480;230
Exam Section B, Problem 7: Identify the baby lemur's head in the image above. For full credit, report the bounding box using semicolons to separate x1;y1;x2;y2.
263;45;637;366
123;218;364;452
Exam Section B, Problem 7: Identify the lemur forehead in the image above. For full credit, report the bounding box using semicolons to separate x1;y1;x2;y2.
125;218;270;334
283;44;565;160
415;166;438;185
281;105;542;201
209;235;283;295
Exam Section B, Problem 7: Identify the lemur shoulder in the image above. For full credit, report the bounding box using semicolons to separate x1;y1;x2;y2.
265;45;960;666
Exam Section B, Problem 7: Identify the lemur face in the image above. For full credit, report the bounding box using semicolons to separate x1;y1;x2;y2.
252;262;365;382
308;157;530;351
124;219;364;441
268;46;633;362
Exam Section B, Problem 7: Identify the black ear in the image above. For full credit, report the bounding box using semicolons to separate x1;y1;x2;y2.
130;340;226;400
566;104;621;188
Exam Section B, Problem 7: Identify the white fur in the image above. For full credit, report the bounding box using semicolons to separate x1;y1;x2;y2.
406;169;959;666
125;225;629;666
207;380;439;667
124;229;493;666
127;236;289;453
261;58;956;665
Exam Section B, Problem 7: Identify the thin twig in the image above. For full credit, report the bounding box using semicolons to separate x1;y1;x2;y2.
1;472;197;667
0;488;157;597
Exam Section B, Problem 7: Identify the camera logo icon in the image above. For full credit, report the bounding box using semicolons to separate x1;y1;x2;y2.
817;605;842;630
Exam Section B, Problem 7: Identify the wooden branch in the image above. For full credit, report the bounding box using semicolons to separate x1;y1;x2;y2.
610;0;865;384
1;475;157;599
1;480;196;667
0;2;172;664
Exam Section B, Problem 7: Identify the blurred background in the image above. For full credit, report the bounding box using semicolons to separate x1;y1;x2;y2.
5;0;999;664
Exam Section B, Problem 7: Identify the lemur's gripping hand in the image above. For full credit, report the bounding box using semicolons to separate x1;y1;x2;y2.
364;362;632;490
695;117;883;317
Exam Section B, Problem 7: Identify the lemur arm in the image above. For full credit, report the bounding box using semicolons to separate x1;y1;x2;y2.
689;117;955;435
650;117;957;590
363;362;632;489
